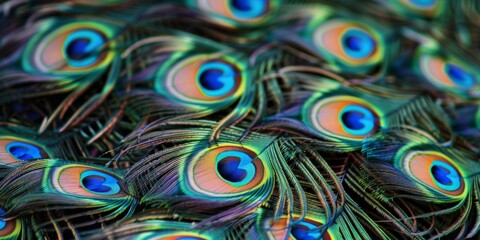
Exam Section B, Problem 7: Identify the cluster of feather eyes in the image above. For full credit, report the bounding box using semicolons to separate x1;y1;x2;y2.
0;0;480;239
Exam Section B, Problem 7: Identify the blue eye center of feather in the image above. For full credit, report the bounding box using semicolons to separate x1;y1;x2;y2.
342;29;376;59
64;30;105;68
6;142;43;161
217;157;247;182
408;0;436;8
80;170;121;195
291;221;321;240
66;39;90;59
199;69;224;90
216;150;256;187
445;63;475;89
430;160;461;191
339;105;376;135
230;0;268;19
0;209;5;230
197;61;237;97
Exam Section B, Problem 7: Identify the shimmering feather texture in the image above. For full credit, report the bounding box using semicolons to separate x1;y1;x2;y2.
0;160;137;238
0;1;480;239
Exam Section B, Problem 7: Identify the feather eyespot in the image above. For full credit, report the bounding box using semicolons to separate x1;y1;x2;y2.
402;151;466;197
290;221;325;240
0;137;49;165
419;55;476;90
23;20;118;75
312;20;384;70
80;170;122;195
48;165;126;198
182;145;269;197
7;142;43;161
303;95;382;141
63;29;106;68
269;216;333;240
155;55;245;109
197;61;239;98
194;0;277;24
0;209;20;239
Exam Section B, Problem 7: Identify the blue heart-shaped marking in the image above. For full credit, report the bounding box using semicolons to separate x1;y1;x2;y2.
66;39;90;59
339;105;376;135
408;0;437;8
80;170;121;195
6;142;43;161
231;0;268;19
0;209;6;230
430;160;461;191
217;157;248;183
64;30;105;68
291;221;321;240
445;63;474;89
197;61;236;97
216;150;256;187
82;175;111;193
342;29;375;59
199;69;225;90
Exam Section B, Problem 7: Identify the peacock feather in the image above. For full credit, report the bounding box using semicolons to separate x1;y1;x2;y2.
0;0;479;239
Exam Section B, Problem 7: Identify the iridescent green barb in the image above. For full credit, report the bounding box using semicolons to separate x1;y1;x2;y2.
0;0;480;239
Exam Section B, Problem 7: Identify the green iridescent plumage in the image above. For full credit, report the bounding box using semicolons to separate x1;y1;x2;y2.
0;0;480;239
